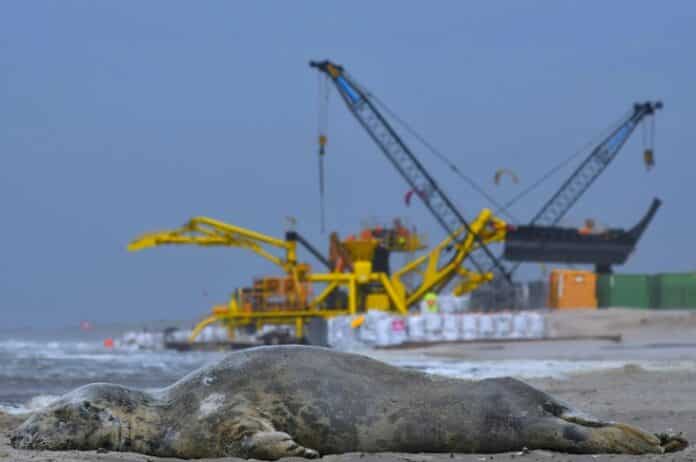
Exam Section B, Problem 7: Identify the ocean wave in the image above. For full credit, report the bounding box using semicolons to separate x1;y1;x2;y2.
0;394;60;415
386;358;696;380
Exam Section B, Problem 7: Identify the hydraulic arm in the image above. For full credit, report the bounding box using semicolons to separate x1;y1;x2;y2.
310;60;509;281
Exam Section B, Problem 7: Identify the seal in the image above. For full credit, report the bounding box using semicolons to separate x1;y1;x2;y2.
10;346;687;459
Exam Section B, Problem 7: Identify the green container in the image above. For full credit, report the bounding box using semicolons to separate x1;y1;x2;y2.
597;274;653;309
652;273;696;309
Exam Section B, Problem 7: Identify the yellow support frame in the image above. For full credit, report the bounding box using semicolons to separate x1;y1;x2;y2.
130;210;506;343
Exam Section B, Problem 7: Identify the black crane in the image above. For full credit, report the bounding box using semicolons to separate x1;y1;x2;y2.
312;59;662;280
529;102;661;228
309;59;510;280
504;102;662;274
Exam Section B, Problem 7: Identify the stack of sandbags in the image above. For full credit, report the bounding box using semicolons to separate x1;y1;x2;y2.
329;310;549;349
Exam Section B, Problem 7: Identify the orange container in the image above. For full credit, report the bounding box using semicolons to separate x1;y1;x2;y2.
548;269;597;309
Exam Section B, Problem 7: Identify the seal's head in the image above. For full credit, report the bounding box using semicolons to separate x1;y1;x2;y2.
10;383;143;451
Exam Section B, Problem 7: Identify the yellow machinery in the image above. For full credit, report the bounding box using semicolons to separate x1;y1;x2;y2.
128;211;506;342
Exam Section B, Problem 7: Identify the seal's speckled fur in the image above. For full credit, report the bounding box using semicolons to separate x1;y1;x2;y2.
10;346;687;459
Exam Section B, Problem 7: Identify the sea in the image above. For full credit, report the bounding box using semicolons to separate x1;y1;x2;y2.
0;322;690;416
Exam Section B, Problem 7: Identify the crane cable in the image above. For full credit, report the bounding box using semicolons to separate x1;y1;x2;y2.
494;109;632;217
366;82;640;226
317;72;330;233
642;112;656;170
326;74;642;232
357;82;521;223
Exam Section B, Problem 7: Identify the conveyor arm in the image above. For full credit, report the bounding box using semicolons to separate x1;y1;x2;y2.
128;217;298;271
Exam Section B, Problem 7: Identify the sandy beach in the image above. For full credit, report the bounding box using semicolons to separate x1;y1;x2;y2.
2;309;695;461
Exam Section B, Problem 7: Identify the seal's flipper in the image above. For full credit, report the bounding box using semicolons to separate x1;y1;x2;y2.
241;431;319;460
581;422;664;454
527;416;665;454
656;431;688;453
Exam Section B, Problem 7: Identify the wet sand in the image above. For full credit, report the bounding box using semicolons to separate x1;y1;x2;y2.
2;309;695;461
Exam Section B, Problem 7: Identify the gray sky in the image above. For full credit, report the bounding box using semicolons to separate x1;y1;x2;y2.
2;1;694;328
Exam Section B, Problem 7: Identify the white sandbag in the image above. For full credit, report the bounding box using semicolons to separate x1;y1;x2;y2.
478;314;495;338
374;318;393;346
424;314;443;342
407;315;425;341
358;325;377;344
357;310;389;345
511;313;529;338
442;314;459;341
390;317;408;345
527;312;547;338
460;314;478;340
495;313;513;338
327;316;348;348
424;313;443;332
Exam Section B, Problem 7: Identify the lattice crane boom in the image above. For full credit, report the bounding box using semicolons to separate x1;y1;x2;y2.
531;101;662;227
310;59;509;280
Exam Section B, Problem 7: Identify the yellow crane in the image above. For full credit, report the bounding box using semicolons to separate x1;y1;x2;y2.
128;210;506;343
